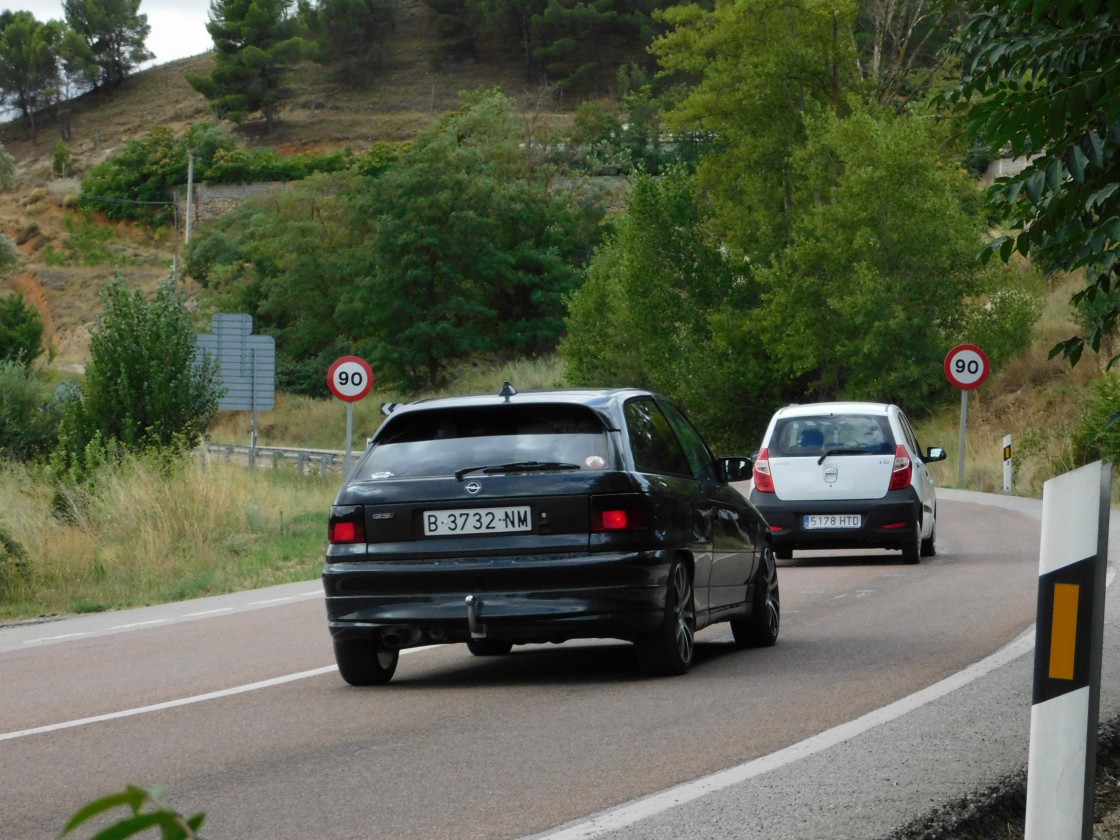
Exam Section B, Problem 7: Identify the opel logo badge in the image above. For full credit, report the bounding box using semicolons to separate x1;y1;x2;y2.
465;481;482;495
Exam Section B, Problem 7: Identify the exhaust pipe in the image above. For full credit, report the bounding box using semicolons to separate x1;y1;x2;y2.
379;626;420;650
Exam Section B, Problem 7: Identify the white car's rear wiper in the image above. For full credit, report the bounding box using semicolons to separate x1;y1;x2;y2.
817;449;868;465
455;461;581;480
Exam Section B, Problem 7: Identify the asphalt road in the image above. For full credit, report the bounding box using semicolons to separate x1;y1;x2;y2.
1;489;1110;840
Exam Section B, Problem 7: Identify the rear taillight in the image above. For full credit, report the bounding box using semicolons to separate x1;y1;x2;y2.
753;448;775;493
329;509;365;544
888;445;912;490
591;508;649;532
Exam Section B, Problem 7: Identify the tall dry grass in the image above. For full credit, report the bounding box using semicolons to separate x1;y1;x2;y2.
0;455;337;620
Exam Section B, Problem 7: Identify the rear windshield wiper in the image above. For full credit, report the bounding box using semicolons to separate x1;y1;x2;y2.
455;461;581;480
817;449;869;465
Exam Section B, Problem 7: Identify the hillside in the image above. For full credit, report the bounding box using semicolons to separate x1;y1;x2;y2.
0;2;580;369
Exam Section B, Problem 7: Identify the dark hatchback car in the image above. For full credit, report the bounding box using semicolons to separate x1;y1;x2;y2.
324;385;779;685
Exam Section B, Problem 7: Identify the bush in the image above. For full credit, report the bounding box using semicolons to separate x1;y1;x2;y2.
1072;372;1120;467
59;276;223;456
0;290;43;365
0;361;61;460
0;524;30;598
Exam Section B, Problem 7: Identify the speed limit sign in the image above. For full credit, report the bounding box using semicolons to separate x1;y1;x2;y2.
944;344;990;390
327;356;374;402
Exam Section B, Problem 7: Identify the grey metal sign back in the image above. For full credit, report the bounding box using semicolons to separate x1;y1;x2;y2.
195;313;276;412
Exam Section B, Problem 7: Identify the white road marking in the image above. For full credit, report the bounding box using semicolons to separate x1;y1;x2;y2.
528;629;1038;840
0;647;436;742
528;563;1120;840
21;632;91;644
9;586;324;648
107;620;168;631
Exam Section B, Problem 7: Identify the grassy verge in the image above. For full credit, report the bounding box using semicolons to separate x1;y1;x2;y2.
0;455;337;621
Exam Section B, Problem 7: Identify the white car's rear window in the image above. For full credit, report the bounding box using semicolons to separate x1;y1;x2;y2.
769;414;895;457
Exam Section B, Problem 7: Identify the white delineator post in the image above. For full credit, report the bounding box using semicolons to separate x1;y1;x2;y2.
1025;461;1110;840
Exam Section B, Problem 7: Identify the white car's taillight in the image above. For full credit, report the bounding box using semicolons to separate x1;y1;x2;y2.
753;448;775;493
888;445;912;490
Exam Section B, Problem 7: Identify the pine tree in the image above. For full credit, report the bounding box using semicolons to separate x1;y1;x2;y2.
187;0;304;134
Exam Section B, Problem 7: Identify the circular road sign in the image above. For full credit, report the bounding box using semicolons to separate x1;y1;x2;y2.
328;356;374;402
944;344;990;390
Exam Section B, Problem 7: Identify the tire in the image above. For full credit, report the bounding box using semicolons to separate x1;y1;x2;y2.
467;639;514;656
901;523;921;565
333;638;399;686
775;547;792;561
920;520;937;558
635;560;695;676
731;545;780;648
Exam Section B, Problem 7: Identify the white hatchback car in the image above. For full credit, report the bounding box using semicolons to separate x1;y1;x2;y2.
747;402;946;564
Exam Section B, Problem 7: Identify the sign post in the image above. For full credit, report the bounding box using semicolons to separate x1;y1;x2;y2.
1003;434;1013;494
944;344;990;486
327;356;374;476
1025;461;1110;839
195;314;276;467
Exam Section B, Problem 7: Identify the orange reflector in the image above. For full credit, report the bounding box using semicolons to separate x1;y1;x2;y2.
1049;583;1079;680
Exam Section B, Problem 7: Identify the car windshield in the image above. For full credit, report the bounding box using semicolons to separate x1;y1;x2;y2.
355;404;612;480
769;414;895;457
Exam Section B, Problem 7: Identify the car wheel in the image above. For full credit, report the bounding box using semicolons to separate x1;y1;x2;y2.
467;639;514;656
635;560;695;676
775;547;792;561
901;524;921;564
731;545;780;648
920;520;937;557
333;638;399;686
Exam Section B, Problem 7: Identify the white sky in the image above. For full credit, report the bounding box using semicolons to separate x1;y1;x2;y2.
10;0;213;67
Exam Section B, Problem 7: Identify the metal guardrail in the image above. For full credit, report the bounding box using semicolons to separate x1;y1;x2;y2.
198;443;348;476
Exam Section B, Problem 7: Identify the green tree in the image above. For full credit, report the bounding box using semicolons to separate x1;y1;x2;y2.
943;0;1120;366
340;88;602;390
0;289;44;366
0;12;63;143
62;0;152;90
562;167;770;448
310;0;398;87
756;110;1019;406
563;167;732;387
651;0;861;262
78;125;183;223
61;276;222;453
188;0;304;133
469;0;546;79
186;170;369;394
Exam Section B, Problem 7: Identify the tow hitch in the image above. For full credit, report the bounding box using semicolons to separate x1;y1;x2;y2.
465;595;486;638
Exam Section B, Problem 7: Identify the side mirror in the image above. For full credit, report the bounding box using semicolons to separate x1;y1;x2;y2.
721;456;754;482
925;446;947;463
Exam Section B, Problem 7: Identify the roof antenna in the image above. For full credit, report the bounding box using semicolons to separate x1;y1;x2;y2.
499;381;517;402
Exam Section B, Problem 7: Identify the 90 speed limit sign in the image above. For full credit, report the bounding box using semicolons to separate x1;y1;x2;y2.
327;355;374;402
944;344;989;390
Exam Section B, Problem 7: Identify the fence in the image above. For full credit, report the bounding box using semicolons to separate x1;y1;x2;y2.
198;443;348;476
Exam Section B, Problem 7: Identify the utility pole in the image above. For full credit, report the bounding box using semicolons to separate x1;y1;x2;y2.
185;153;195;245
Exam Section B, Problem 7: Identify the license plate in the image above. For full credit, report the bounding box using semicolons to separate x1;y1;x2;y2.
803;514;862;530
423;506;532;536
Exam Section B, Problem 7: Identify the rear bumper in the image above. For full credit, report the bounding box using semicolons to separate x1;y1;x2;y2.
749;490;921;552
322;550;672;648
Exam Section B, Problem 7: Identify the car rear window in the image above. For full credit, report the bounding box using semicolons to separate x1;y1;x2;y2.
356;404;612;479
769;414;895;457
